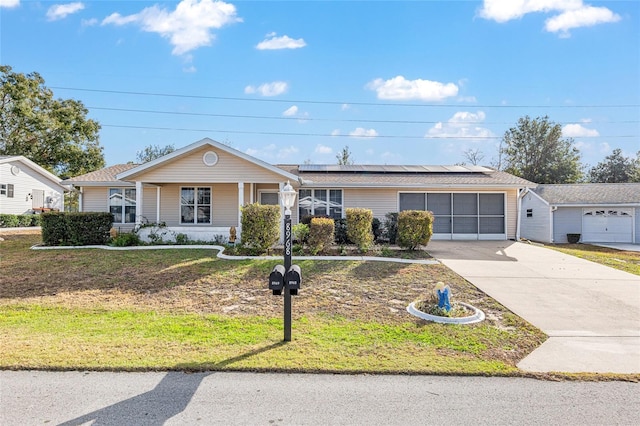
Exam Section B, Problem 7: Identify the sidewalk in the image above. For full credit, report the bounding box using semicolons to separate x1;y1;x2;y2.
427;240;640;374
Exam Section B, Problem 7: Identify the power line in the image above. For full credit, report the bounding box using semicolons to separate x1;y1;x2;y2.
53;86;640;109
89;106;640;126
102;124;638;139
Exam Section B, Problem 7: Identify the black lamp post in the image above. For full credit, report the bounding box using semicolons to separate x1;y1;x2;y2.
279;181;297;342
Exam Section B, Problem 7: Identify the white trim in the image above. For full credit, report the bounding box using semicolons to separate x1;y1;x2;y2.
107;187;138;225
298;188;344;219
116;138;300;182
156;186;161;223
135;182;143;226
179;186;213;225
258;189;279;205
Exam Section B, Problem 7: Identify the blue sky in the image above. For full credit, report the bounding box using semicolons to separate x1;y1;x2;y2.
1;0;638;169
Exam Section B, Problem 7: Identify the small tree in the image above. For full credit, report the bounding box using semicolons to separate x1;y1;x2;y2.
397;210;433;250
336;146;354;165
240;203;281;254
136;144;176;163
346;208;374;252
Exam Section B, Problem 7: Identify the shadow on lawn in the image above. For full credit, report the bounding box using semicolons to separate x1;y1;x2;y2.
58;342;285;426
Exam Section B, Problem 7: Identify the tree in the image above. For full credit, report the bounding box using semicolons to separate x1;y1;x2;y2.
136;144;176;163
0;65;104;178
336;145;354;165
588;148;638;183
462;148;484;166
633;151;640;182
500;115;582;183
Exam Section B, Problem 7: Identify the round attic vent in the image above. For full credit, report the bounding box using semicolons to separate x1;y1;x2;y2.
11;165;21;176
203;151;218;166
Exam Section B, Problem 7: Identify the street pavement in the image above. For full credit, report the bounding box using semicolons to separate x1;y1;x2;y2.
427;240;640;374
1;371;639;426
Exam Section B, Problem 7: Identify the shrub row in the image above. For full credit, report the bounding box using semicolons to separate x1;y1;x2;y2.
397;210;433;250
41;212;113;246
0;214;41;228
346;208;374;252
240;203;281;255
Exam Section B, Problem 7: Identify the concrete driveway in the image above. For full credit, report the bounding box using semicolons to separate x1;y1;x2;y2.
426;241;640;374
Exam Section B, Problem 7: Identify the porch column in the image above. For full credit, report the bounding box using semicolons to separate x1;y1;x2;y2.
156;186;161;223
135;181;143;228
238;182;244;239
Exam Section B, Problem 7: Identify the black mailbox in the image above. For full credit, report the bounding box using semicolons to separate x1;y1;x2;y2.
285;264;301;294
269;264;285;295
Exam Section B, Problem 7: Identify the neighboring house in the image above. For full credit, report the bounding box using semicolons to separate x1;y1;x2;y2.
0;156;66;215
519;183;640;244
63;138;534;242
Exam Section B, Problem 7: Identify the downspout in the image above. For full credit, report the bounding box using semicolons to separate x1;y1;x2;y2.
550;205;557;243
516;188;526;241
78;186;83;212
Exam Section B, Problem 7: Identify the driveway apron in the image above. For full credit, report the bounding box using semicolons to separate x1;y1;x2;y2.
426;241;640;374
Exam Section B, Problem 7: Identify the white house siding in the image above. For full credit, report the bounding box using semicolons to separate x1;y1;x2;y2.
552;207;582;243
344;188;398;221
80;187;107;213
130;147;287;184
0;162;64;215
636;208;640;243
520;191;551;243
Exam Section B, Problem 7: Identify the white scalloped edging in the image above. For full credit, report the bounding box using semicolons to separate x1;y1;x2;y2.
407;301;485;324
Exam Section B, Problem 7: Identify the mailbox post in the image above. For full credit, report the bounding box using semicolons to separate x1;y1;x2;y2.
280;181;297;341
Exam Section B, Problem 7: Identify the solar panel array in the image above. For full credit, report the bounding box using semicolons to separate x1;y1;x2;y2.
297;164;493;173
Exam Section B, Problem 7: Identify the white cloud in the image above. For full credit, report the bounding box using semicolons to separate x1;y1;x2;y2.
599;142;611;153
426;111;494;140
562;123;599;137
0;0;20;8
331;129;341;136
457;96;477;103
545;6;620;37
278;145;299;159
283;106;298;116
478;0;621;37
367;76;458;101
349;127;378;138
256;33;306;50
314;144;333;154
182;65;197;73
81;18;98;27
244;81;288;97
341;104;350;111
47;2;84;21
580;118;592;123
101;0;241;56
381;151;402;163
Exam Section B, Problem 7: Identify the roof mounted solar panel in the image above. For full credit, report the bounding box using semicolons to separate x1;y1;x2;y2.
297;164;493;173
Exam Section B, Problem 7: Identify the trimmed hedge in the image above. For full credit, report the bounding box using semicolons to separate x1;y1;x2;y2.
308;217;334;254
346;208;374;252
240;203;281;255
0;214;41;228
41;212;113;246
397;210;433;250
383;212;398;244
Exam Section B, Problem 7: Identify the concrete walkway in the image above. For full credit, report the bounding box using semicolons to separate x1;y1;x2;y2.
426;241;640;374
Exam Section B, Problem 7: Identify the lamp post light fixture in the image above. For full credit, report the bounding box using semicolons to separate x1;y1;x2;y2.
280;181;298;341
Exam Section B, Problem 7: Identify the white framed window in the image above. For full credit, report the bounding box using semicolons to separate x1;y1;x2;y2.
259;191;279;206
181;187;212;224
298;189;343;219
109;188;136;223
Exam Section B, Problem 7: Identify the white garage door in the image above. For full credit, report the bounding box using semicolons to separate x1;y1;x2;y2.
582;208;633;243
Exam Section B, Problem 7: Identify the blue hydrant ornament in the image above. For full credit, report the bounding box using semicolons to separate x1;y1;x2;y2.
435;282;451;312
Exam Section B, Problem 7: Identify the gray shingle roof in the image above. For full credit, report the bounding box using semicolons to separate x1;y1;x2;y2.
63;164;139;184
532;183;640;205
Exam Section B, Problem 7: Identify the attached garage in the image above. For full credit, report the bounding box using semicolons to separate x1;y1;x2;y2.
519;184;640;245
582;208;634;243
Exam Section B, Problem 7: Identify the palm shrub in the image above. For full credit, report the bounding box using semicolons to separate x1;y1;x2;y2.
240;203;281;255
346;208;374;252
308;217;334;254
397;210;433;250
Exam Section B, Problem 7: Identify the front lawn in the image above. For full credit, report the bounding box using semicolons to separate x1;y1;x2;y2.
1;233;544;374
548;244;640;276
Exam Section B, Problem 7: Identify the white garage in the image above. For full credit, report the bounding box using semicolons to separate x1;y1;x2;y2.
519;183;640;245
582;208;634;243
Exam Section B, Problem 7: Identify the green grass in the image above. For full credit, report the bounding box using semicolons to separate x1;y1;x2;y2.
0;305;519;373
548;244;640;276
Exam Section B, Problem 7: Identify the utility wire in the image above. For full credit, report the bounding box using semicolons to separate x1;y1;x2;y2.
89;106;640;126
53;86;640;109
102;124;638;139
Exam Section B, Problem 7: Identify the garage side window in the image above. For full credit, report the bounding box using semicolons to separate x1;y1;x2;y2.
181;187;212;224
109;188;136;223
